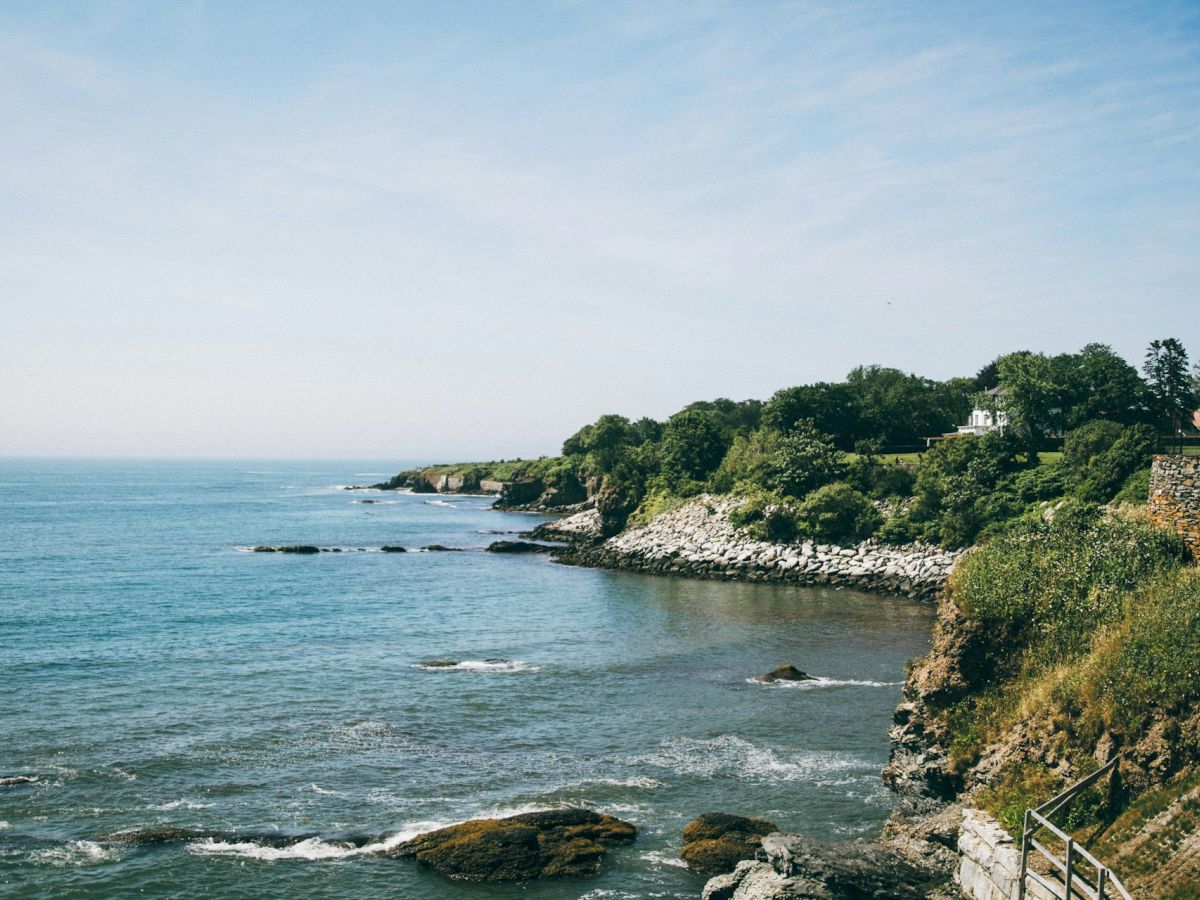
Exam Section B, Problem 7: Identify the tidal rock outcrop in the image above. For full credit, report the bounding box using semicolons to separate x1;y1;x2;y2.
387;808;636;881
253;545;321;554
682;813;779;874
702;832;945;900
485;540;555;554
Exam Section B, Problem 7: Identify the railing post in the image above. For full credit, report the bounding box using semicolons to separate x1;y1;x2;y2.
1097;866;1107;900
1018;809;1030;900
1064;838;1075;900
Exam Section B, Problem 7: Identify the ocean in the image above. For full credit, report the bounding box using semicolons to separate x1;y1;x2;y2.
0;459;934;898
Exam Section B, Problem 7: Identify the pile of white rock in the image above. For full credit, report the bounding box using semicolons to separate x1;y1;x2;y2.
568;496;963;600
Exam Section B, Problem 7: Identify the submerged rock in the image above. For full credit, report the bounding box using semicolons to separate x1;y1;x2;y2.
380;545;408;553
101;826;374;849
0;774;39;786
760;665;815;683
422;545;463;552
485;541;555;554
252;545;321;554
681;813;779;874
388;808;636;881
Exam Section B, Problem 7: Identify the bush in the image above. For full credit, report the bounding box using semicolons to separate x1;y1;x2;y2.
769;420;845;498
1088;569;1200;731
1112;467;1151;506
951;512;1185;678
1013;463;1067;503
660;409;731;487
846;455;917;499
793;482;883;543
728;490;802;542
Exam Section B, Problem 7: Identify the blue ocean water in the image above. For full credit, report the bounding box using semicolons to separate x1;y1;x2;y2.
0;460;934;898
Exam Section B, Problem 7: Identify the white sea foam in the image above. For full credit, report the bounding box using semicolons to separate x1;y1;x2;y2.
186;806;561;862
637;735;863;783
640;849;689;869
746;675;902;689
148;798;215;811
309;784;340;796
410;660;541;673
31;840;118;867
0;821;10;830
576;776;662;789
423;499;457;507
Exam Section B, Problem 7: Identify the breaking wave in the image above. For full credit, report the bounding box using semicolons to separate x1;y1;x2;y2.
636;735;865;783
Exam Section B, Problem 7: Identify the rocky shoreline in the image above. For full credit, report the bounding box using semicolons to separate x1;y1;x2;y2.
537;496;964;600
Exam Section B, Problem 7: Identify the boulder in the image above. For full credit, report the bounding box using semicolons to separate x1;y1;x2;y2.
760;665;815;683
388;808;636;881
681;813;779;874
380;545;408;553
702;832;944;899
486;541;554;554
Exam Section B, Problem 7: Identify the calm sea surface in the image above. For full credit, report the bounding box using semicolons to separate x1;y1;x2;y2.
0;460;934;899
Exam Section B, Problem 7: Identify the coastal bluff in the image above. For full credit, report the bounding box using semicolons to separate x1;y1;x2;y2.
547;496;962;599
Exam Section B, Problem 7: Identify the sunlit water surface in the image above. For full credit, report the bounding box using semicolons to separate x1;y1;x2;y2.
0;460;934;898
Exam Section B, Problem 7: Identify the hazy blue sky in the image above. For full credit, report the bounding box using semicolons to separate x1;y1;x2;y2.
3;1;1198;459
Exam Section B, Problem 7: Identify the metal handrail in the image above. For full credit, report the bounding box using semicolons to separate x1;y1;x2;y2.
1017;759;1133;900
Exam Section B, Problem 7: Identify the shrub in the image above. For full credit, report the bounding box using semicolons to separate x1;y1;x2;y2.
846;455;917;499
951;512;1185;678
728;490;802;542
794;482;883;543
1111;467;1151;506
1013;463;1067;503
769;420;845;498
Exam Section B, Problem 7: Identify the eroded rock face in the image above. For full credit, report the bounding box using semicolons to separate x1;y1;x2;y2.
388;808;636;881
682;813;779;874
760;665;814;683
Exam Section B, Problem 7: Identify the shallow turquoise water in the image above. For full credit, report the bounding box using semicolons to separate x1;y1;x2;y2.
0;460;934;898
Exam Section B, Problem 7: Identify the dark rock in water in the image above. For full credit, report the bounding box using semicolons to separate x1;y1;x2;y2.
252;545;321;554
357;499;379;504
418;660;459;668
380;545;408;553
422;545;463;552
486;541;554;554
681;813;779;874
702;832;942;900
388;808;636;881
0;774;38;786
760;664;815;683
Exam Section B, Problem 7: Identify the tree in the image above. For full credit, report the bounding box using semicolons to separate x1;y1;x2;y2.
769;420;845;498
761;383;860;450
1143;339;1195;453
995;352;1064;453
1067;343;1148;427
795;482;883;543
660;409;731;487
561;414;635;473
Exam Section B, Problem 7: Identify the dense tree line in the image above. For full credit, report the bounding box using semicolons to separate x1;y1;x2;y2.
555;340;1196;544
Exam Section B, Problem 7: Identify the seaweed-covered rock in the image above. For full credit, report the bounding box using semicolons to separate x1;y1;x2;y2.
389;808;636;881
681;813;779;873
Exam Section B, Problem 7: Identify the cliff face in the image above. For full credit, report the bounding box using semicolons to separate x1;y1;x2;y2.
882;580;1200;897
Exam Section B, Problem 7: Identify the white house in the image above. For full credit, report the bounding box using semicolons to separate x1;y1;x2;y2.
956;387;1008;436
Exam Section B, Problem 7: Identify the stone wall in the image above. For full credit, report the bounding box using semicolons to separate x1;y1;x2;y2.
563;496;963;599
1150;455;1200;557
957;809;1060;900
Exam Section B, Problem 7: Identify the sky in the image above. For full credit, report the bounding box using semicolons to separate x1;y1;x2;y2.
2;1;1198;460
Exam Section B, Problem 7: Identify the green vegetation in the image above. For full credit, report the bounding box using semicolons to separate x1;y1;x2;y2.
928;509;1196;839
376;338;1194;549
